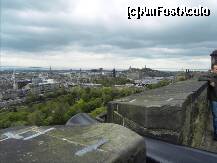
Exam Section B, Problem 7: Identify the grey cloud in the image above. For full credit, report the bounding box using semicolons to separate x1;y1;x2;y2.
1;0;217;60
1;0;67;11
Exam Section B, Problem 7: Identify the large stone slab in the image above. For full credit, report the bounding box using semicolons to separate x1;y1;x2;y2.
0;124;146;163
107;80;209;147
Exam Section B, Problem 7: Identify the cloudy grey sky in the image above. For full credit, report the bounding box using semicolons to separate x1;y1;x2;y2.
1;0;217;70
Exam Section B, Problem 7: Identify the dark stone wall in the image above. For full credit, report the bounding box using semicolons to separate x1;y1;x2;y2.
107;80;209;148
180;85;209;147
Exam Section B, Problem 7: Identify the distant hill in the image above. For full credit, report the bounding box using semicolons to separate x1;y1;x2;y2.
0;66;48;71
125;68;175;80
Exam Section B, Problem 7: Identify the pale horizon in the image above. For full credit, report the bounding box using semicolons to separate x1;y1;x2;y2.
1;0;217;69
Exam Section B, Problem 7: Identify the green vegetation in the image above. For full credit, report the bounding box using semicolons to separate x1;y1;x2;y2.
89;107;107;118
25;87;67;103
0;78;174;129
0;86;142;129
146;79;171;89
175;72;188;82
92;77;133;87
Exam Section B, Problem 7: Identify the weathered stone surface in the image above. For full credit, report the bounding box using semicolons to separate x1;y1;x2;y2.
66;113;99;126
200;109;217;153
0;124;146;163
107;80;210;149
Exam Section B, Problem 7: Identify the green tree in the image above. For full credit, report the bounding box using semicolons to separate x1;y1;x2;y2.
89;106;107;118
27;110;46;126
64;99;86;119
51;102;70;124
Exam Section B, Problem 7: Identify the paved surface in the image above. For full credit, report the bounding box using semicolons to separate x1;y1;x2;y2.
145;137;217;163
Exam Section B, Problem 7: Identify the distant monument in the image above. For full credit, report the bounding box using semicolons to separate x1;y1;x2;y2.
185;69;191;79
210;49;217;66
12;70;17;90
112;68;116;78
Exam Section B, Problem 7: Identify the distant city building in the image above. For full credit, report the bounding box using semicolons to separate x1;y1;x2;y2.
17;80;31;89
185;69;192;79
27;78;60;95
48;66;53;76
32;77;43;85
0;77;12;91
12;70;18;90
112;68;116;78
0;89;27;101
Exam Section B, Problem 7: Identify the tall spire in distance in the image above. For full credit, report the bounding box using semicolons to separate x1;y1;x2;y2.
12;69;17;90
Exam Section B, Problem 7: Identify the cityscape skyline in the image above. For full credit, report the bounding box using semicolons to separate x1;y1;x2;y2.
1;0;217;69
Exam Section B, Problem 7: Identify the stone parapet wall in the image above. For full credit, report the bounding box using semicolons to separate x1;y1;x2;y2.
0;124;146;163
107;80;209;148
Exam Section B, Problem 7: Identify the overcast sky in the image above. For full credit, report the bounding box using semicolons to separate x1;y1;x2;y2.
1;0;217;70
